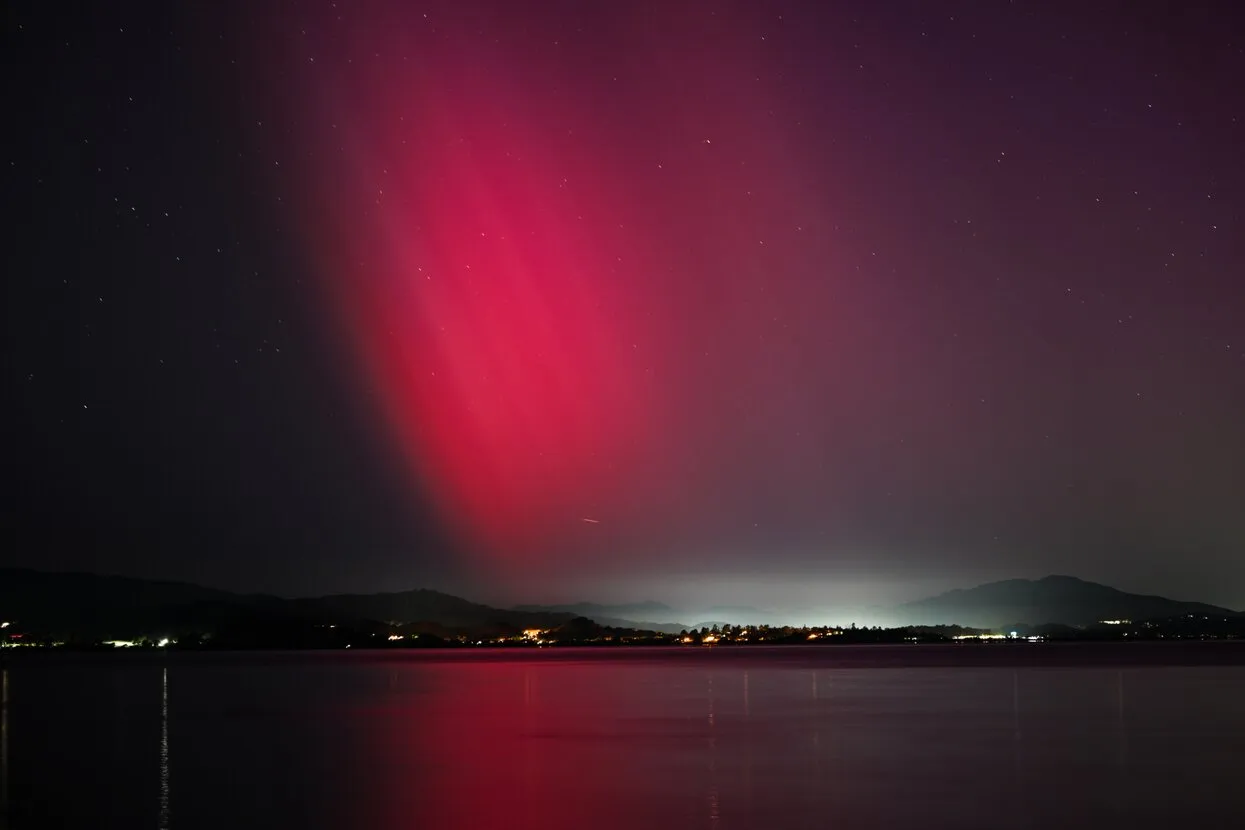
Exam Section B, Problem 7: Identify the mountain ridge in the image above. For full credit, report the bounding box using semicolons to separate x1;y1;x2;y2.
0;568;577;639
895;574;1240;628
2;568;1237;638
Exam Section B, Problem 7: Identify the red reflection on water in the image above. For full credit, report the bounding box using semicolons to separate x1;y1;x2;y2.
422;663;578;828
366;657;718;830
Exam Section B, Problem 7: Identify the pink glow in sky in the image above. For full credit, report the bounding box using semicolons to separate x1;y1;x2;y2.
280;4;850;581
235;0;1245;603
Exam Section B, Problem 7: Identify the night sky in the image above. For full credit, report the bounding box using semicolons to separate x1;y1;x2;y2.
5;2;1244;617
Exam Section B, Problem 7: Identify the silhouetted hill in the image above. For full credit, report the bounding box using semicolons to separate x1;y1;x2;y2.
511;601;693;633
512;601;777;632
7;569;1238;642
513;600;676;620
693;606;776;624
0;568;282;638
896;575;1239;628
0;569;573;639
301;589;573;631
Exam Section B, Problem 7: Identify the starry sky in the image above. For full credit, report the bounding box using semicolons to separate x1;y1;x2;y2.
5;1;1244;616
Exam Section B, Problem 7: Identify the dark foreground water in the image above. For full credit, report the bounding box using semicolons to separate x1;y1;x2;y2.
3;643;1244;829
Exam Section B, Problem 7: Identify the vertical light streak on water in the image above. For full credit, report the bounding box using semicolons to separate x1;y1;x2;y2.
521;668;536;797
1116;671;1128;769
810;671;820;766
706;672;719;824
742;670;753;802
1;668;9;830
158;667;169;830
1012;669;1022;778
1113;670;1130;817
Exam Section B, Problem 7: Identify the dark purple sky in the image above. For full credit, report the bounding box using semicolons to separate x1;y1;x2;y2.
5;1;1243;615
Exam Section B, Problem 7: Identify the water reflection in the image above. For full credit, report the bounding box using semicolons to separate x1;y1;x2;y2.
741;670;753;805
158;667;169;830
1115;670;1130;816
1012;669;1022;779
1;668;8;830
706;671;719;824
810;670;821;780
1117;671;1128;765
4;649;1245;830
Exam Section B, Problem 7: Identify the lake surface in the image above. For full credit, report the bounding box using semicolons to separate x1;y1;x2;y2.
3;643;1244;829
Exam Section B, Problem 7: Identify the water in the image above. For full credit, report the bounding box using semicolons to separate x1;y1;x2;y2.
3;644;1244;829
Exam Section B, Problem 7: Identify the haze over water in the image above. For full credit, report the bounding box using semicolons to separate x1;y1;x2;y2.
3;645;1244;829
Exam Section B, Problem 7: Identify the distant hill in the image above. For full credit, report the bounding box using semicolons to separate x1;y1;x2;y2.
511;601;689;633
6;568;1237;640
513;600;676;621
896;575;1240;628
0;568;573;639
512;601;778;632
298;589;572;632
688;606;777;625
0;568;282;638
